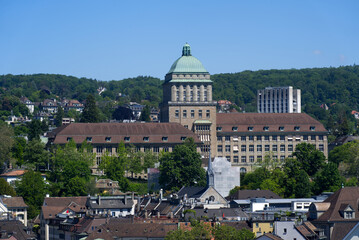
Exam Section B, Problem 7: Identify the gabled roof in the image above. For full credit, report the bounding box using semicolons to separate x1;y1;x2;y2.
41;196;88;219
2;197;28;208
177;186;208;199
314;187;359;222
216;113;327;133
331;222;358;240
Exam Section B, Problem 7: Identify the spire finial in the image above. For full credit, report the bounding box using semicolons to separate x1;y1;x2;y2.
182;43;191;56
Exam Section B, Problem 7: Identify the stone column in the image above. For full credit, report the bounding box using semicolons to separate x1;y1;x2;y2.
200;85;205;102
207;85;212;102
193;85;198;102
171;85;176;102
186;85;191;102
179;85;184;102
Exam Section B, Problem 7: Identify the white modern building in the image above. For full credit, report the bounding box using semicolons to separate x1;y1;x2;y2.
257;86;301;113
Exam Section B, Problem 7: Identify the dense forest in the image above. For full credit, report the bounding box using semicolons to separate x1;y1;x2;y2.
1;65;359;134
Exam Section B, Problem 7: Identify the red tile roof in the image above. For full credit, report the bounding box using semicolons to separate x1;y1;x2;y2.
52;122;201;144
216;113;327;133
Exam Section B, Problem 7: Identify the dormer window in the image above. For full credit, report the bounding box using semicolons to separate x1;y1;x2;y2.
340;204;355;219
67;137;72;142
310;126;316;131
263;126;269;131
124;137;130;142
181;136;186;141
279;126;284;131
143;137;149;142
86;137;92;142
294;126;300;131
162;137;168;142
248;127;253;131
216;127;222;131
232;127;238;131
105;137;111;142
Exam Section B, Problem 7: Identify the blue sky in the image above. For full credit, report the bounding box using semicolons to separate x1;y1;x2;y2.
1;1;358;81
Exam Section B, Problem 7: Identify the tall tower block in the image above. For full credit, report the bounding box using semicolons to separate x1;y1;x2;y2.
160;44;217;160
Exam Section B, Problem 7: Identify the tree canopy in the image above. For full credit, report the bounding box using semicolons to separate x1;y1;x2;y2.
159;138;206;191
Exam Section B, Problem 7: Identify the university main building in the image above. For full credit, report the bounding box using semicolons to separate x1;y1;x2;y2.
50;44;328;174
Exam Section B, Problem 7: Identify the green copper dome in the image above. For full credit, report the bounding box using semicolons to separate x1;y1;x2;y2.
167;44;208;74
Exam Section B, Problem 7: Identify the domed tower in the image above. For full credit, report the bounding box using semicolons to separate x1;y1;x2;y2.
160;43;217;160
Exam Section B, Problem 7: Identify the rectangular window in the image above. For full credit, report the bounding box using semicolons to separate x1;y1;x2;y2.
106;147;112;153
226;156;230;162
241;136;246;141
249;156;254;162
96;146;103;153
303;135;308;141
249;145;254;152
241;156;247;163
225;136;231;142
249;136;254;141
233;156;239;163
319;144;324;151
175;109;179;118
280;155;285;161
273;155;278;160
206;110;210;118
233;145;239;152
191;110;195;118
153;147;160;153
241;145;246;152
311;135;316;140
163;147;169;152
96;157;101;166
183;110;187;118
225;145;231;152
280;145;285;152
257;135;262;141
264;135;270;141
198;110;202;118
257;156;262;162
257;145;262;152
265;145;270;152
319;135;324;140
217;136;222;142
288;144;293;152
233;136;239;142
272;135;277;141
272;145;278;152
280;135;285;141
218;145;223;152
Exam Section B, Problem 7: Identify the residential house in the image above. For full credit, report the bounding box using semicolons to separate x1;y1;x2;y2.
19;97;35;114
309;187;359;240
40;99;58;114
0;196;28;226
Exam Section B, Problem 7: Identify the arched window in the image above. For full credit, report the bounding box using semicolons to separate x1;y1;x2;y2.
240;168;247;173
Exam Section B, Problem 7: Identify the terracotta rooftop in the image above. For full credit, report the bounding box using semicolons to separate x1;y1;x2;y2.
0;170;26;177
42;196;88;220
51;122;201;144
216;113;327;133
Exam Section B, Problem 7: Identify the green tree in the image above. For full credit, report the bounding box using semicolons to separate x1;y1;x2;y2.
80;94;101;123
241;167;271;190
0;178;16;196
329;141;359;178
99;142;130;191
312;162;342;195
55;106;64;127
50;139;93;196
212;224;255;240
140;105;151;122
15;170;47;218
24;139;50;171
282;158;311;198
0;123;14;172
159;138;206;191
27;119;42;141
12;137;26;167
293;143;326;176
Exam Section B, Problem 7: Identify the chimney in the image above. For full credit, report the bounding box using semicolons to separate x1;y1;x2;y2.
132;192;134;201
137;196;141;212
160;189;163;200
124;194;127;205
46;194;50;198
98;195;101;205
